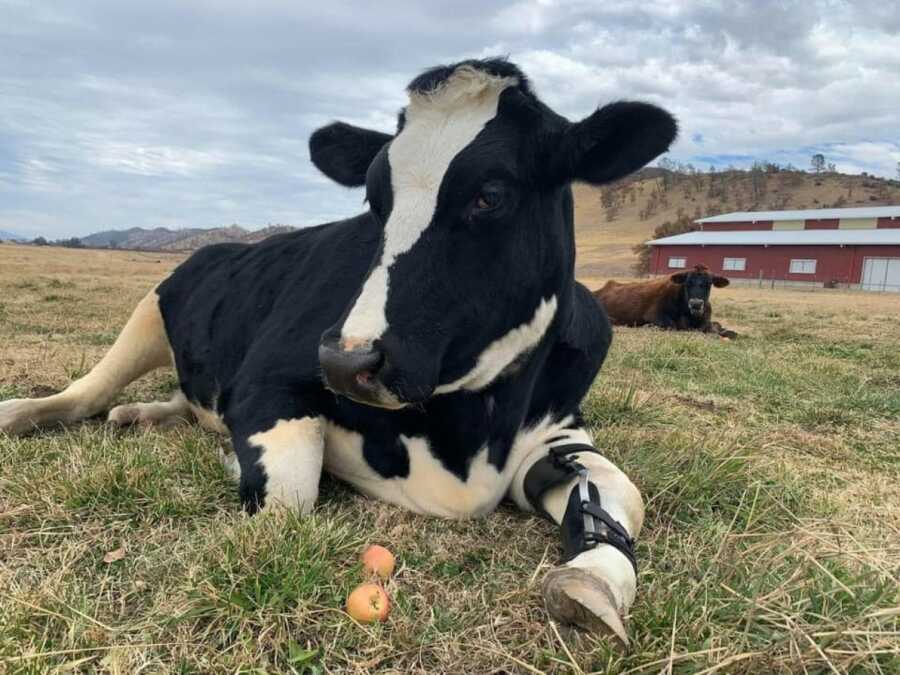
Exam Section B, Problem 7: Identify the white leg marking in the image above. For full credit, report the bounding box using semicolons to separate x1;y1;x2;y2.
434;295;558;394
108;392;190;427
510;427;644;616
249;417;324;514
0;289;172;435
341;67;517;346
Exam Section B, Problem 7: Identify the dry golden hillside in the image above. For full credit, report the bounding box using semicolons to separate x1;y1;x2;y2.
573;169;900;281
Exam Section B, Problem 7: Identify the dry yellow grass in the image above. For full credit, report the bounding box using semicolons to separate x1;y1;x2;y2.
1;243;898;672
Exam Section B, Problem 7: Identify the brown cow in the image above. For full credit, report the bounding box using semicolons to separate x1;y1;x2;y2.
594;265;736;337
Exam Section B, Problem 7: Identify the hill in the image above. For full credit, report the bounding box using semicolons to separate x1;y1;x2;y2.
573;168;900;282
52;168;900;277
0;230;25;241
78;224;295;250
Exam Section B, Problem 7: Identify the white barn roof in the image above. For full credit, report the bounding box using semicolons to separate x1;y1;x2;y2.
648;229;900;247
696;206;900;224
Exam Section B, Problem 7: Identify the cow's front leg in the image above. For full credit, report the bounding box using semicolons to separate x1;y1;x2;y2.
510;429;643;645
227;392;324;514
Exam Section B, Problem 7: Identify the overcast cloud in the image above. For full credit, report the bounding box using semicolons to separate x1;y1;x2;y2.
1;0;898;239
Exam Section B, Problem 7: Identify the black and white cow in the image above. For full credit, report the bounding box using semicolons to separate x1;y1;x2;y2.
0;59;676;643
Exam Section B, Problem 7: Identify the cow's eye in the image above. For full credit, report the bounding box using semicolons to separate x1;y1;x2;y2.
472;184;504;213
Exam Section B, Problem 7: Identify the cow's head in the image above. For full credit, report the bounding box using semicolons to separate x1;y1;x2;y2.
315;59;676;408
670;264;729;318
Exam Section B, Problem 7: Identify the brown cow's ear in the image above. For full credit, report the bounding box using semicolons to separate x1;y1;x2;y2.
545;101;677;186
712;276;730;288
670;272;688;284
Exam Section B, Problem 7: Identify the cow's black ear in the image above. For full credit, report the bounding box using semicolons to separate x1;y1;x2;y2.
670;272;688;284
309;122;392;187
547;102;677;185
712;275;730;288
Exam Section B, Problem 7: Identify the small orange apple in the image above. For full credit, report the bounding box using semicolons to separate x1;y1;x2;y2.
346;583;390;622
361;544;396;579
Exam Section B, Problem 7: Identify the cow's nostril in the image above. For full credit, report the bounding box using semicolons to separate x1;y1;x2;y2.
319;340;385;399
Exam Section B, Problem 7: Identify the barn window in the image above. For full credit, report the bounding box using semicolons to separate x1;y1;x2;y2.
790;259;817;274
723;257;746;271
668;257;687;269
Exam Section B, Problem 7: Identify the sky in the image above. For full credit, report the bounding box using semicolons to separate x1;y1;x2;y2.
1;0;898;239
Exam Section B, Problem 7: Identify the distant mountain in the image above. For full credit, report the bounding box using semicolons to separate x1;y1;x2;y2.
78;224;296;251
0;229;25;241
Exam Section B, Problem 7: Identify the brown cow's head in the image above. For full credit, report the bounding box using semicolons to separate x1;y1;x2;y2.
670;264;729;318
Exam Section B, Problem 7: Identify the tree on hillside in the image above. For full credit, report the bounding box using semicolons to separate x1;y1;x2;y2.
810;153;826;174
631;212;699;275
32;236;48;246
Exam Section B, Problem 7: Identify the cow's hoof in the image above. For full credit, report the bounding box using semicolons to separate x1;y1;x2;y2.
0;399;35;436
217;446;241;481
542;566;629;646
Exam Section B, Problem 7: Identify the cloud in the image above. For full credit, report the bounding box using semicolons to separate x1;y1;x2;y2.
0;0;898;238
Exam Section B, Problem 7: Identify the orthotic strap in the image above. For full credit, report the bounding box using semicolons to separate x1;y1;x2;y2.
524;442;637;574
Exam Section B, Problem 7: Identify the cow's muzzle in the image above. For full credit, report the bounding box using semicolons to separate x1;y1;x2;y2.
688;299;705;316
318;338;404;409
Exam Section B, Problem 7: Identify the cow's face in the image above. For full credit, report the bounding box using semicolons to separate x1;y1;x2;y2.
315;59;676;408
670;266;729;317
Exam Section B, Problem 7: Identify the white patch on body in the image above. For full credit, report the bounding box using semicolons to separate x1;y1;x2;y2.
434;295;558;394
322;412;578;520
341;67;517;346
249;417;324;514
323;420;504;518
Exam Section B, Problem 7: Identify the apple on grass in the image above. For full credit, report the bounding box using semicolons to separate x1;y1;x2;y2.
346;583;390;623
361;544;396;579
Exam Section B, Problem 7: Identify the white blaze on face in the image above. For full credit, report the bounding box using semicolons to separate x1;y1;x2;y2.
340;67;517;347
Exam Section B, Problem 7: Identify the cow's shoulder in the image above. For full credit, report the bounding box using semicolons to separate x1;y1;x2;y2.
156;214;380;408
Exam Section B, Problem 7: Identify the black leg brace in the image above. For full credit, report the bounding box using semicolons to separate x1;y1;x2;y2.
524;443;637;574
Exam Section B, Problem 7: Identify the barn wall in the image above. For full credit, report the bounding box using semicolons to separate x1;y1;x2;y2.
878;217;900;229
649;244;900;284
840;218;878;229
700;221;772;231
773;220;804;230
804;218;839;229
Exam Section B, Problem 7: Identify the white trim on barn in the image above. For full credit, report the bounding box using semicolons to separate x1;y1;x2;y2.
647;229;900;247
696;206;900;224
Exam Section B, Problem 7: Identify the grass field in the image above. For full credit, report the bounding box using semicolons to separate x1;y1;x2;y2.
1;245;899;673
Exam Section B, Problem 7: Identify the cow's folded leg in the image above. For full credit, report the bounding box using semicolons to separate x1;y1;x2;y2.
511;432;644;645
226;393;324;515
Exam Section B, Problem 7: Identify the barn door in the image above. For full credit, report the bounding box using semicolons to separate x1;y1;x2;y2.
862;258;900;292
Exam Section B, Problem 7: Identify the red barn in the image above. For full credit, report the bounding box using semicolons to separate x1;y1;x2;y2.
648;206;900;292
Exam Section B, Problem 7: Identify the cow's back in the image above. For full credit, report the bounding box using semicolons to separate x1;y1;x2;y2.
593;277;668;326
156;214;380;409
